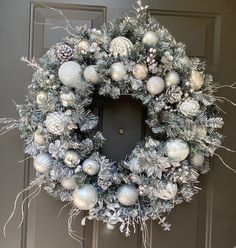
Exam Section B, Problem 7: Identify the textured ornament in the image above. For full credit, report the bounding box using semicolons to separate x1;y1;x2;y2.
196;126;207;139
36;91;48;105
132;64;148;80
165;71;180;87
34;130;45;145
166;85;183;103
109;36;133;58
111;62;126;82
60;91;76;107
33;153;53;173
190;151;204;167
142;31;159;47
45;112;67;135
57;44;73;62
61;177;76;190
146;76;165;96
189;70;204;91
64;150;80;167
178;98;200;117
58;61;83;88
165;139;190;161
117;185;138;206
82;158;100;176
75;40;90;54
83;65;99;84
72;185;98;210
127;157;142;173
156;182;177;200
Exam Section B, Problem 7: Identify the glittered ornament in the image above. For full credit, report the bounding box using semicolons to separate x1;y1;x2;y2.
36;91;48;105
165;139;190;161
189;70;204;91
33;153;53;173
57;44;73;62
142;31;159;47
117;185;138;206
34;130;45;145
109;36;133;58
111;62;126;82
61;177;76;190
83;65;99;84
72;185;98;210
75;40;90;54
60;91;76;107
165;71;180;87
45;112;68;135
127;157;142;173
156;182;177;200
132;64;148;80
178;98;200;117
64;150;80;167
190;151;204;167
58;61;83;88
82;158;100;176
146;76;165;96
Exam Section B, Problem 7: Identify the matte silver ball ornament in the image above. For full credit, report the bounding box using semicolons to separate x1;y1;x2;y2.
36;91;48;105
189;70;204;91
83;65;99;84
82;158;100;175
34;130;45;145
61;177;76;190
165;139;190;161
109;36;133;58
64;150;80;167
146;76;165;96
132;64;148;80
165;71;180;87
117;185;138;206
72;185;98;210
142;31;159;47
33;153;53;173
111;62;126;82
190;151;204;167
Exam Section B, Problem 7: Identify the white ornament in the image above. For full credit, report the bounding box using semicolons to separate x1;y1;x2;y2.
165;139;190;161
178;98;200;117
127;157;142;173
45;112;67;135
196;126;207;139
111;62;126;82
165;71;180;87
82;158;100;175
61;177;76;190
34;130;45;145
83;65;99;84
58;61;83;88
72;185;98;210
142;31;159;47
156;182;177;200
64;150;80;167
190;151;204;167
132;64;148;80
75;40;90;54
146;76;165;96
189;70;204;91
33;153;53;173
117;185;138;206
36;91;48;105
60;91;76;107
109;36;133;58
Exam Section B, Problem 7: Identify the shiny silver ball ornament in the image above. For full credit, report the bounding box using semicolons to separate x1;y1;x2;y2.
33;153;53;173
61;177;76;190
189;70;204;91
165;139;190;161
190;151;204;167
165;71;180;87
60;91;76;107
36;91;48;105
117;185;138;206
34;130;45;145
83;65;99;84
178;98;200;117
72;185;98;210
132;63;148;80
64;150;80;167
82;158;100;175
156;182;177;200
147;76;165;96
109;36;133;58
58;61;83;88
196;126;207;139
111;62;126;82
142;31;159;47
45;112;67;135
75;40;90;54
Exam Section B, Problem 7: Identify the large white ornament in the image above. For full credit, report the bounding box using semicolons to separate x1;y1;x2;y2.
132;64;148;80
33;153;53;173
127;157;142;173
109;36;133;58
58;61;83;88
142;31;159;47
147;76;165;96
111;62;126;82
45;112;67;135
165;139;190;161
83;65;99;84
61;177;76;190
64;150;80;167
178;98;200;117
156;182;177;200
34;130;45;145
72;185;98;210
189;70;204;91
190;151;204;167
117;185;138;206
82;158;100;176
165;71;180;87
60;91;76;107
36;91;48;105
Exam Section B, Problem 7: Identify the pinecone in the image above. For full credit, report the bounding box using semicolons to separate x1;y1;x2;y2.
57;44;73;62
166;85;183;103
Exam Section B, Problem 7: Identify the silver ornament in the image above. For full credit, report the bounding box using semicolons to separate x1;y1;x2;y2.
165;139;190;161
132;64;148;80
196;126;207;139
72;185;98;210
61;177;76;190
60;91;76;107
142;31;159;47
190;151;204;167
33;153;53;173
83;65;99;84
45;112;67;135
64;150;80;167
34;130;45;145
117;185;138;206
75;40;90;54
58;61;83;88
111;62;126;82
82;158;100;175
165;71;180;87
146;76;165;96
36;91;48;105
189;70;204;91
109;36;133;58
127;157;142;173
156;182;177;200
178;98;200;117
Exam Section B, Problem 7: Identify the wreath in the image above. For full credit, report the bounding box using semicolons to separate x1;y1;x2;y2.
2;0;230;244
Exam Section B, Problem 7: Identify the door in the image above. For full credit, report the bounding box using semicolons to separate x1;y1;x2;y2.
0;0;236;248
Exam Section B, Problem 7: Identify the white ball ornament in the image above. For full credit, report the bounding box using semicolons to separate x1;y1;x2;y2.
61;177;76;190
189;70;204;91
72;185;98;210
82;158;100;176
142;31;159;47
33;153;53;173
83;65;99;84
165;139;190;161
165;71;180;87
190;151;204;167
60;91;76;107
132;64;148;80
146;76;165;96
36;91;48;105
111;62;126;82
34;130;45;145
64;150;80;167
58;61;82;88
117;185;138;206
109;36;133;58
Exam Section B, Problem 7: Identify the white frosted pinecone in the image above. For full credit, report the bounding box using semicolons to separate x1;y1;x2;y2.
166;85;183;103
57;44;73;62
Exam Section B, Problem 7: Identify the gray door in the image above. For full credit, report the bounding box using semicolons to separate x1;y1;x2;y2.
0;1;236;248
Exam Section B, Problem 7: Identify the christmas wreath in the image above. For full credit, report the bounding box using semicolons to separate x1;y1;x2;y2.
3;0;233;244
